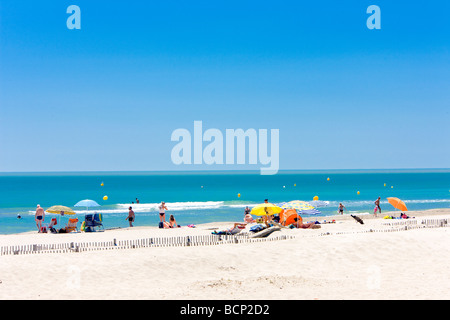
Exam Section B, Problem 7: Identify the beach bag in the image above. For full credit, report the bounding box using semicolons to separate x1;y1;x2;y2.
158;222;164;229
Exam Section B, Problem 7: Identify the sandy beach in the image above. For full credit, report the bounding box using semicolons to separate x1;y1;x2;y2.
1;208;449;300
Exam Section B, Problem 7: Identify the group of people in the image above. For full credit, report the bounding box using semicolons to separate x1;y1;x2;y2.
338;197;382;216
126;201;180;229
33;196;387;233
243;199;320;230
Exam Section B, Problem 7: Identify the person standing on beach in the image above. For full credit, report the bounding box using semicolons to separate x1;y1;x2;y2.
374;197;381;217
126;206;135;227
35;204;45;232
338;203;347;215
159;201;168;222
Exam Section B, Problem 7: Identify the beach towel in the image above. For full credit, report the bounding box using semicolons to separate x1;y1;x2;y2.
250;224;266;233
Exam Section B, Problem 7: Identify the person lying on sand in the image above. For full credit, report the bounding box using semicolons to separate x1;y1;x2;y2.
212;223;247;235
290;217;321;229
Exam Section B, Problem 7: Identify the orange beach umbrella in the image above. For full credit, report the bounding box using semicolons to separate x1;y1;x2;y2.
387;197;408;212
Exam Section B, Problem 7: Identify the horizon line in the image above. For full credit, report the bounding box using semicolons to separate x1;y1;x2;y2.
1;168;449;175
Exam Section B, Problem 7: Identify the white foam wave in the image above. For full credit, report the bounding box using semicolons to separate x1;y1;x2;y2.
117;201;225;212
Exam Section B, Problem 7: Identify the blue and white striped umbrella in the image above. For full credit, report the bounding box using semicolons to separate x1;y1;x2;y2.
308;200;329;208
74;199;100;211
298;208;321;215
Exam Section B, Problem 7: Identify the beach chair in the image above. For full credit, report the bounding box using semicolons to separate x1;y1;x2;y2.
84;213;104;232
48;218;58;233
65;218;79;233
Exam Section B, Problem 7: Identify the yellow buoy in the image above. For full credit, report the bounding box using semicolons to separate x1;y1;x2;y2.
391;186;394;189
294;184;296;187
238;193;241;198
313;196;319;201
103;195;108;201
384;183;386;187
357;191;360;195
327;177;330;181
101;182;104;187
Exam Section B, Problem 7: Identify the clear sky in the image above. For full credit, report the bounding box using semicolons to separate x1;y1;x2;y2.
0;1;449;172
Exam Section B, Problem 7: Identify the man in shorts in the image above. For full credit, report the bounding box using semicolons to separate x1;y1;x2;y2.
35;204;45;232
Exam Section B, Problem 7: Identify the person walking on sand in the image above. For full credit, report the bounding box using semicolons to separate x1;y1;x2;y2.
338;203;347;215
35;204;45;232
374;197;381;217
159;201;168;222
126;206;135;227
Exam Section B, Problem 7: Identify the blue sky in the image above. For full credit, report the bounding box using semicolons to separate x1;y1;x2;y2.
0;1;449;172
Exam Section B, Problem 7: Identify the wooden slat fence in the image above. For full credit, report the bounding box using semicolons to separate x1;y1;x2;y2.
0;233;294;256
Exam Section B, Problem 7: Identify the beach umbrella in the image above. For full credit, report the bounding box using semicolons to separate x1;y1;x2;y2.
387;197;408;212
251;203;283;216
281;200;321;215
46;205;76;215
308;200;329;208
74;199;100;212
281;200;315;211
46;205;76;225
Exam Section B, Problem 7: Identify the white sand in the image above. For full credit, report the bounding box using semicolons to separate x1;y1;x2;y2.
1;209;449;300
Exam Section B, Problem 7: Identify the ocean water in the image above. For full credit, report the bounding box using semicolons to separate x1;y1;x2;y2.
0;170;449;234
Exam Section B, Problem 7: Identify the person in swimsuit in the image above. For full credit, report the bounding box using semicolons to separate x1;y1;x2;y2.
338;203;347;215
35;204;45;232
169;214;180;228
374;197;381;217
159;202;168;222
126;206;135;227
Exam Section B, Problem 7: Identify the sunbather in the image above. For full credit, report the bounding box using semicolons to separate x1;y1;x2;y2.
290;217;321;229
212;223;247;235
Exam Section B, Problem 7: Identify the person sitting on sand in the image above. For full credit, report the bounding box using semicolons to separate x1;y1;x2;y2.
35;204;45;232
244;209;255;224
169;214;180;228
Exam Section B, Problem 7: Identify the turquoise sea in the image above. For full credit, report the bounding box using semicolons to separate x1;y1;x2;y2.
0;170;449;234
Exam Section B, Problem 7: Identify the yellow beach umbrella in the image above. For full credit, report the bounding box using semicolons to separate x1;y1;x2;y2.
46;205;76;215
251;203;283;216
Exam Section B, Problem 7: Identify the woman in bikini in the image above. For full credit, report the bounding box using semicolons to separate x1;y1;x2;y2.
159;202;168;222
169;214;180;228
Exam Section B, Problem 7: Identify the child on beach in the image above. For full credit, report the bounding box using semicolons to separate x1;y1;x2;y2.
374;197;381;217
